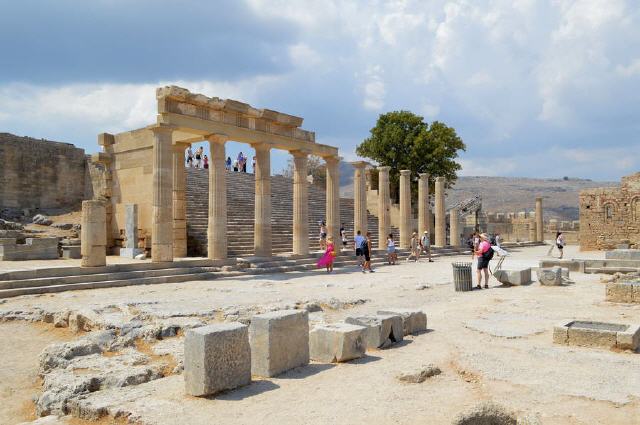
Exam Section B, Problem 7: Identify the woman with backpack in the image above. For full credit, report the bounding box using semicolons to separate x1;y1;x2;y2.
556;232;566;259
474;233;493;289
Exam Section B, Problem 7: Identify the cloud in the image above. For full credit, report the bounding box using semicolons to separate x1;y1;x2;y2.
616;59;640;77
361;65;386;111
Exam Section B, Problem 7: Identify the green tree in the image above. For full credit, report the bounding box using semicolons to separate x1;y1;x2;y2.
356;111;466;201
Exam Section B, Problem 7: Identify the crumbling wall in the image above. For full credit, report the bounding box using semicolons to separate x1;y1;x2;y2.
579;172;640;250
0;133;88;212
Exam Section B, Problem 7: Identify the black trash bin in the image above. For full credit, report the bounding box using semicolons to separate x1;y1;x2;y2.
452;262;473;291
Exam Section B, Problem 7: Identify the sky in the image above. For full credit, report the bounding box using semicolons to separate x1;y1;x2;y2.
0;0;639;181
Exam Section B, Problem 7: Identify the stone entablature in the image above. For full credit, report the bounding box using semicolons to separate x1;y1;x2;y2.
579;172;640;250
157;86;314;143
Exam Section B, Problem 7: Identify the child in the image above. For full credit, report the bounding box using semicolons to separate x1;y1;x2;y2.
387;233;397;265
203;155;209;169
317;236;336;273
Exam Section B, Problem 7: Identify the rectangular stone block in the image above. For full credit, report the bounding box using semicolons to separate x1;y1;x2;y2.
377;308;427;336
184;323;251;397
249;310;309;377
345;314;403;349
537;267;563;286
552;324;569;344
493;268;531;286
616;324;640;350
605;249;640;261
119;247;143;259
309;323;367;363
606;282;635;303
62;245;81;259
567;326;618;349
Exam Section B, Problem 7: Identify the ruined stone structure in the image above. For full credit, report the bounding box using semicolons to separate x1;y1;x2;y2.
0;133;89;212
579;172;640;250
94;86;340;262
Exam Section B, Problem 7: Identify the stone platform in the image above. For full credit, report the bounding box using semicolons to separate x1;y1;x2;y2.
606;281;640;303
553;320;640;351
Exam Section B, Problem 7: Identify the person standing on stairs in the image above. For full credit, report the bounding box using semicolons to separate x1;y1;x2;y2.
186;147;194;167
225;156;232;171
340;224;347;251
252;155;256;173
319;221;327;250
203;155;209;169
195;146;203;168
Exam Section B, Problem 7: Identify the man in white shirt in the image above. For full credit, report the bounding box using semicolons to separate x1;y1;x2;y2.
421;231;434;262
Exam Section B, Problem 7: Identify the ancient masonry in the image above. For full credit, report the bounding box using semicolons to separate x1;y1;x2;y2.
579;172;640;250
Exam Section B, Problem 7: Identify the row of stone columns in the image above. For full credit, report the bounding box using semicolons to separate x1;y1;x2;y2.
150;128;341;262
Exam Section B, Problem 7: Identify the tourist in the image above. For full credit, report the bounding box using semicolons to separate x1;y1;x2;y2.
556;231;566;259
362;231;374;272
225;156;232;171
474;233;493;289
319;221;327;250
317;236;336;273
421;230;433;262
252;155;256;173
203;155;209;169
195;146;203;168
233;159;239;172
186;147;194;167
340;224;347;250
407;231;420;262
237;152;246;173
387;233;397;265
354;230;365;270
494;233;502;248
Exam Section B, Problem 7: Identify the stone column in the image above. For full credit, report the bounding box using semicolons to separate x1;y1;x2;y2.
351;161;368;237
207;135;227;260
450;207;460;247
120;204;142;258
325;156;341;253
529;219;537;242
81;200;106;267
292;150;309;255
151;126;174;262
418;173;430;237
377;166;391;250
434;176;446;247
399;170;411;249
172;143;188;258
535;197;543;242
254;143;272;257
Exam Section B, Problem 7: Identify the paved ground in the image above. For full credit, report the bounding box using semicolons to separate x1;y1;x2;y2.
1;245;639;425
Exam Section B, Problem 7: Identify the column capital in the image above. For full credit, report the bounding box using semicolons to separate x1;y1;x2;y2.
435;176;446;182
419;173;430;179
349;160;370;169
251;141;273;152
323;155;341;165
149;125;175;135
536;196;543;202
400;169;411;176
289;148;311;158
377;165;391;173
205;134;228;144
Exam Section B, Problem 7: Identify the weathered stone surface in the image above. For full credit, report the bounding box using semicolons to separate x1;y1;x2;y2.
567;326;617;348
345;314;403;349
249;309;309;377
61;245;81;259
605;249;640;260
494;268;532;286
0;237;59;261
33;214;53;226
81;200;106;267
377;308;427;335
309;322;367;363
553;320;639;351
606;281;639;303
616;325;640;350
536;267;563;286
453;402;517;425
184;322;251;396
397;364;441;383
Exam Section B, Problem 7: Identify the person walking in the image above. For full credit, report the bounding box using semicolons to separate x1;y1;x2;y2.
186;147;194;167
387;233;397;265
203;155;209;169
317;236;336;273
362;231;374;272
474;233;493;289
354;230;365;270
319;221;327;250
340;224;347;251
421;231;433;262
556;231;566;259
195;146;203;168
407;232;420;262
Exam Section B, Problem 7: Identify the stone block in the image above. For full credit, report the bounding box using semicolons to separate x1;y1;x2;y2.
377;308;427;335
309;323;367;363
345;314;403;349
184;323;251;397
493;268;531;286
616;324;640;350
554;320;635;350
567;326;617;349
81;200;106;267
605;249;640;261
606;282;635;303
552;323;568;344
249;310;309;377
537;267;563;286
119;247;143;259
62;245;81;259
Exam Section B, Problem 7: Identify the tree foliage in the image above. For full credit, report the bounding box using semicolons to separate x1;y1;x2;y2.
356;111;466;201
281;155;326;187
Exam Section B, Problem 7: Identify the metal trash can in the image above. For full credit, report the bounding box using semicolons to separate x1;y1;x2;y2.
452;262;473;292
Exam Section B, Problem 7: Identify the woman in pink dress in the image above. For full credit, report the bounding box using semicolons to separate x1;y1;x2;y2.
317;236;336;273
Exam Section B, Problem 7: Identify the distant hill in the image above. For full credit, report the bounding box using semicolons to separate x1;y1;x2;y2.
339;166;618;221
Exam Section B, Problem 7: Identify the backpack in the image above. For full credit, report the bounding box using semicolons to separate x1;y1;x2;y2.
482;246;495;261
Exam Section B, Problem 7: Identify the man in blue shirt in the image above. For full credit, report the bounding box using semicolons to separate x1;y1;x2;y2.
353;230;365;270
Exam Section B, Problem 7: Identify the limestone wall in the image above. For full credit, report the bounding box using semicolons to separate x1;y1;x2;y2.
0;133;88;211
579;172;640;250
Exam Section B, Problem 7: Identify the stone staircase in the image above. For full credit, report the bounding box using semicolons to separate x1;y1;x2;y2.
186;168;397;257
